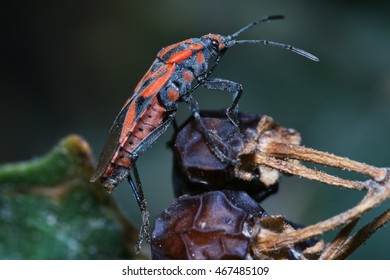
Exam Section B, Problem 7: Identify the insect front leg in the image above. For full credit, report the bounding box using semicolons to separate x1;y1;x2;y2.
183;94;237;165
200;78;243;127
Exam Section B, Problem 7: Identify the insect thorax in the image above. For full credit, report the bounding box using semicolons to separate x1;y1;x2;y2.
157;38;214;78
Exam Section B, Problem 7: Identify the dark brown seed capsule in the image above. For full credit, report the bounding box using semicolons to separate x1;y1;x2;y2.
172;110;278;201
151;190;268;260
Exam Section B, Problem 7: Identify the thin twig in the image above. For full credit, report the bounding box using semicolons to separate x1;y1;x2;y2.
255;184;390;253
261;142;388;182
319;219;359;260
253;153;365;190
238;115;390;259
332;208;390;260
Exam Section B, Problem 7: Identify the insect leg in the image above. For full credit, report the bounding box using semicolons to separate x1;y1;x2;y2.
166;118;179;149
200;78;243;127
127;113;176;252
201;50;227;81
189;51;228;94
183;94;237;165
131;113;176;157
172;118;179;133
128;163;150;252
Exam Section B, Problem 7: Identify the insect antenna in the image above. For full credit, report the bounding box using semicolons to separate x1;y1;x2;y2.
228;15;285;40
225;15;319;62
232;39;319;61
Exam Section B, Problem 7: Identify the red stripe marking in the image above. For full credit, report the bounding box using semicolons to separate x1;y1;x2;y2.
119;65;174;144
189;43;203;51
182;70;194;83
159;42;182;58
196;52;205;65
166;49;193;64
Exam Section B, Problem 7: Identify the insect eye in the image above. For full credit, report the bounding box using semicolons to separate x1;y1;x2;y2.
211;39;220;51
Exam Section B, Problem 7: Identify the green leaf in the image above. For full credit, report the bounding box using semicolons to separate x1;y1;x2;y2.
0;135;143;259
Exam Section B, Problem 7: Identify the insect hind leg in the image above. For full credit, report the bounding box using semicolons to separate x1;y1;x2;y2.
127;162;150;253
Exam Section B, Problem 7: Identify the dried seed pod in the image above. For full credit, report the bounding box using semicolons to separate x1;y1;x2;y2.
172;110;278;201
151;190;319;260
151;190;268;260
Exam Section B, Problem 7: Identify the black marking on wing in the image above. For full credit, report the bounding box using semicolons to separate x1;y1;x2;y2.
135;95;153;121
91;101;131;181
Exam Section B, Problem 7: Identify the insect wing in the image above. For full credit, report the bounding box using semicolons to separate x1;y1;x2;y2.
91;64;176;182
91;99;133;182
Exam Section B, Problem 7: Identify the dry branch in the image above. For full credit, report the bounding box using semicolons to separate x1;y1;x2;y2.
236;115;390;259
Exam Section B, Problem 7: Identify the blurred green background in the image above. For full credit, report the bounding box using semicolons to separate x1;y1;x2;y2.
2;0;389;259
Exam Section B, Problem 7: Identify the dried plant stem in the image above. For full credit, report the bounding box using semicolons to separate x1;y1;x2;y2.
256;184;390;253
261;142;388;182
319;219;359;260
253;153;364;190
239;115;390;258
330;209;390;260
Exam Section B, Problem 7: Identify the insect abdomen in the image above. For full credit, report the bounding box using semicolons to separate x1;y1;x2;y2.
114;97;167;164
98;97;167;191
122;98;166;153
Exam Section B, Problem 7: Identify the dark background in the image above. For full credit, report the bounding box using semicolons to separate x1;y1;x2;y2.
2;0;390;259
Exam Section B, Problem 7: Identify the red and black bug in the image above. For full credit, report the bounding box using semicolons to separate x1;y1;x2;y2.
91;15;319;252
